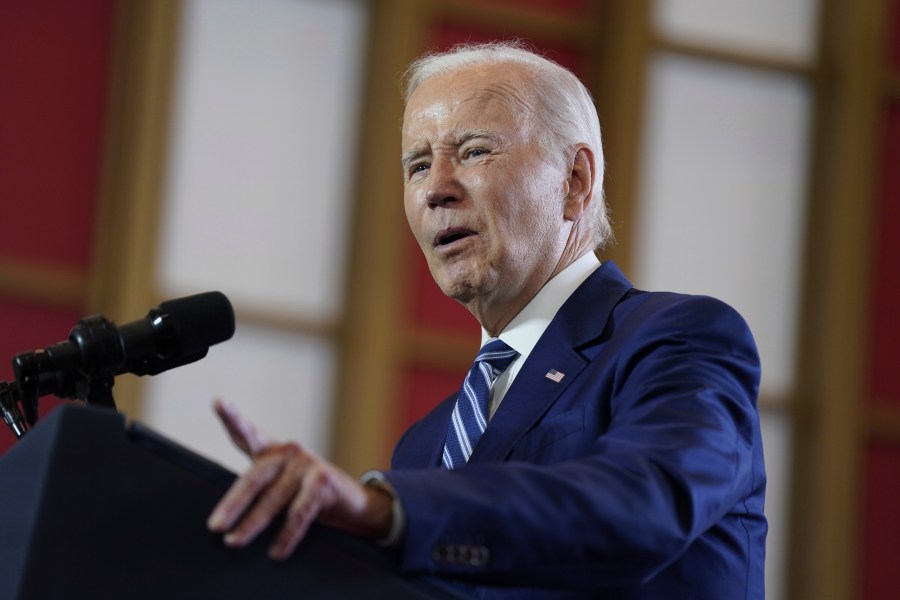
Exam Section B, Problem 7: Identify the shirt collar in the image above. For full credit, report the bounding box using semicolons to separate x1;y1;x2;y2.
481;251;601;360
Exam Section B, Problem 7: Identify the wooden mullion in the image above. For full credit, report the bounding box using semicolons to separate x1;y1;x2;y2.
400;329;478;371
883;70;900;98
789;0;889;598
432;0;596;43
653;34;816;79
593;0;652;274
331;0;426;474
0;258;87;309
88;0;183;418
866;404;900;442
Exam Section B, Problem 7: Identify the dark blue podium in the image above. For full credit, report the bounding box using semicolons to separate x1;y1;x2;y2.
0;405;467;599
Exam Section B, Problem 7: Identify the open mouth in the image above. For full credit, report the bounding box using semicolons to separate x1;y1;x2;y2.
434;228;476;247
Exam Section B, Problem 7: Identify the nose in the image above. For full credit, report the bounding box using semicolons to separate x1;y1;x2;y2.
424;156;462;209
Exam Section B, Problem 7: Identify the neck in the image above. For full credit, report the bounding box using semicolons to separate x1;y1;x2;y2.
470;296;533;338
468;245;595;337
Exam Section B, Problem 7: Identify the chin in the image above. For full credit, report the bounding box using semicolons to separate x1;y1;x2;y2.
432;263;493;303
438;280;475;303
431;271;475;302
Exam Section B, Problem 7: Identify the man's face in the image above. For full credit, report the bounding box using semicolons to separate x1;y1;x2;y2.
402;64;573;325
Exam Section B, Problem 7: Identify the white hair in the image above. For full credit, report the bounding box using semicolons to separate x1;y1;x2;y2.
403;41;613;250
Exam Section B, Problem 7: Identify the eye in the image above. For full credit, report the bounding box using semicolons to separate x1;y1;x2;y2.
464;148;488;159
409;162;430;177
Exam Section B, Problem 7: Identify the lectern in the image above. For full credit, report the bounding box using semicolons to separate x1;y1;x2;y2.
0;405;467;599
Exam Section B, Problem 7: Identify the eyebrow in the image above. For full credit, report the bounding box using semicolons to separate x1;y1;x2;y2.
400;129;503;169
400;147;427;171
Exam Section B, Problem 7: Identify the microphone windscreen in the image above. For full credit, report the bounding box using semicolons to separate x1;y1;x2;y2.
158;291;235;356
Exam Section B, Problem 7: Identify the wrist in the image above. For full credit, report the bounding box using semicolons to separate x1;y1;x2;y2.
362;479;394;540
361;471;405;546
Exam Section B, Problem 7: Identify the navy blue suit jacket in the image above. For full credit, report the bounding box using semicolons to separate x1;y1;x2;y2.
385;262;766;599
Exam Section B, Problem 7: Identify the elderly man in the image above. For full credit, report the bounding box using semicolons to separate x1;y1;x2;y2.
207;42;766;599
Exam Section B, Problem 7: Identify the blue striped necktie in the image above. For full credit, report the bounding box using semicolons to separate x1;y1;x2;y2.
442;338;519;469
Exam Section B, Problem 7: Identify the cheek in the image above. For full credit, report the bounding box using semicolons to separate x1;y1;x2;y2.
403;188;415;219
501;179;555;228
404;193;424;239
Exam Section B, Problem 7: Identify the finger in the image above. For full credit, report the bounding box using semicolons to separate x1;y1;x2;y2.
219;445;307;548
269;463;332;560
213;399;273;457
213;399;251;454
207;447;291;537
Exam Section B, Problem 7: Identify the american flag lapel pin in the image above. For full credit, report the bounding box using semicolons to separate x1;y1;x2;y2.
545;369;565;383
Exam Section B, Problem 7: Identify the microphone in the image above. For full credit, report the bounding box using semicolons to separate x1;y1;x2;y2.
12;291;235;410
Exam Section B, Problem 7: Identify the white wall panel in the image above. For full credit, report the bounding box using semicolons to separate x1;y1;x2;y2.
142;0;370;470
158;0;368;320
141;324;337;471
633;54;810;401
655;0;819;62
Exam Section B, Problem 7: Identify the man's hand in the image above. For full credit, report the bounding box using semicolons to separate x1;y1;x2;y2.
206;401;394;559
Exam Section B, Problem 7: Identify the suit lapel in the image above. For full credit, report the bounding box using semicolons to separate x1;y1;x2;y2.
468;261;633;464
469;341;586;463
392;397;455;469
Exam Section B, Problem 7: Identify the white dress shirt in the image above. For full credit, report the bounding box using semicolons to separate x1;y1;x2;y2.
485;251;601;419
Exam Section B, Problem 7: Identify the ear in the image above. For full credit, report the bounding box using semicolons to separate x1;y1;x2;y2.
563;145;595;222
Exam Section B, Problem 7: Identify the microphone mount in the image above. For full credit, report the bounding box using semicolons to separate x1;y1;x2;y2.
13;314;136;423
0;382;28;439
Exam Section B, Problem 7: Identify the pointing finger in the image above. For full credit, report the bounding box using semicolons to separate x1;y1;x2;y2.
213;399;273;457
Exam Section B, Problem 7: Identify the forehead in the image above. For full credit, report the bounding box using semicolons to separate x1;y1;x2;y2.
402;64;536;142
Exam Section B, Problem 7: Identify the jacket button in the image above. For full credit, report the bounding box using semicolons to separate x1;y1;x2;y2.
432;543;489;566
470;546;490;566
431;544;449;562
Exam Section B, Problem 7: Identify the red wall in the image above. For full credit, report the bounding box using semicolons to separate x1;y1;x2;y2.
0;0;115;452
859;3;900;594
